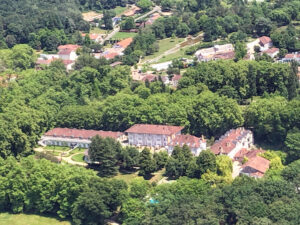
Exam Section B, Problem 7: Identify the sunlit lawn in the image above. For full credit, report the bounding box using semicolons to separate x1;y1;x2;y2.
113;171;139;184
142;38;185;62
157;48;193;63
0;213;71;225
114;6;127;16
112;32;137;40
71;153;86;163
90;27;111;34
44;146;70;151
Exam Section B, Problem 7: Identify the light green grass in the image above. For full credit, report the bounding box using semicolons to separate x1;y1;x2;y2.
114;172;139;184
157;48;193;63
0;213;71;225
114;6;127;16
142;38;185;62
71;153;85;163
112;32;137;40
90;27;111;34
44;146;70;151
45;151;61;156
70;148;86;155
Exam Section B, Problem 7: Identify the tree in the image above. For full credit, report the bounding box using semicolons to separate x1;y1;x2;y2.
129;177;151;199
195;150;217;178
103;10;116;30
153;151;169;170
284;128;300;162
234;41;247;61
255;17;272;36
139;148;156;177
121;17;135;30
11;44;36;70
137;0;152;12
89;135;122;177
120;146;140;170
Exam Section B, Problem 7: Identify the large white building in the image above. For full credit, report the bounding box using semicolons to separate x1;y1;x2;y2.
41;128;124;148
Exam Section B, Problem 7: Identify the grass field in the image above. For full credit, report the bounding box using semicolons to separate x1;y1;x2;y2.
69;148;86;155
44;146;70;151
0;213;71;225
157;48;193;63
112;32;137;40
90;27;110;34
114;171;139;184
142;38;185;62
114;6;127;16
71;153;85;163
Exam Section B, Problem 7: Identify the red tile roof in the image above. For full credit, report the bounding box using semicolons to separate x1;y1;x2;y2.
44;128;124;139
168;134;205;148
234;148;265;162
115;38;133;49
211;128;252;155
59;48;76;55
125;124;184;135
141;74;158;82
103;52;119;60
259;36;272;45
172;75;182;81
263;47;279;54
58;44;80;50
242;155;270;174
284;53;300;59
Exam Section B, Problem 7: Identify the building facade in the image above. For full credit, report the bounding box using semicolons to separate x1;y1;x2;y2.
211;128;254;159
125;124;184;148
41;128;124;148
167;134;206;156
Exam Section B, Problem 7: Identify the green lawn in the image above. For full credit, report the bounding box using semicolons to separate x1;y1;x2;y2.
90;27;111;34
44;146;70;151
71;153;85;163
112;32;137;40
0;213;71;225
70;148;86;155
114;6;127;16
114;172;139;184
142;37;185;62
157;48;193;63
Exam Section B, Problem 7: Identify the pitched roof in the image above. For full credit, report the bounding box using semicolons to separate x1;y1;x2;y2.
115;38;133;49
259;36;272;45
103;52;119;60
172;75;182;81
141;74;158;82
284;53;300;59
59;48;76;55
125;124;184;135
211;128;252;155
242;156;270;174
234;148;265;162
168;134;205;148
44;128;124;139
58;44;80;50
262;47;279;54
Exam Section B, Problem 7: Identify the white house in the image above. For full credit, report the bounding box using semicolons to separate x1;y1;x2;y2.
262;47;279;58
195;44;235;62
125;124;183;148
259;36;273;51
41;128;124;149
167;134;206;156
210;128;254;159
58;45;80;61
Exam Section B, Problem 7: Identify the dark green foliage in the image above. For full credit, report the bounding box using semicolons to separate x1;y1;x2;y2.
120;146;140;170
138;148;157;177
89;135;122;177
284;128;300;162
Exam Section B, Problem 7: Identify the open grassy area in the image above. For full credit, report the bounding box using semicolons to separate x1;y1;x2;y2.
112;32;137;40
71;153;85;163
44;146;70;151
114;6;127;16
70;148;86;155
157;48;193;63
142;37;185;62
0;213;71;225
114;171;139;184
90;27;110;34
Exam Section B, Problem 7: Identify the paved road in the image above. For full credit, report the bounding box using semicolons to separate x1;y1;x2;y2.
134;6;161;22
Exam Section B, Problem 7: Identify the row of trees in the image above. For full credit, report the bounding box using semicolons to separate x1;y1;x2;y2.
0;156;127;225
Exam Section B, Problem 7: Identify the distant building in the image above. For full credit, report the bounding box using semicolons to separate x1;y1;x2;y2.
125;124;184;148
113;38;133;49
211;128;254;159
281;53;300;63
167;134;206;156
141;74;158;82
112;17;122;26
145;13;161;25
41;128;124;149
195;44;235;62
261;47;279;58
81;33;104;43
240;155;270;178
170;75;182;87
58;44;80;61
259;36;273;51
